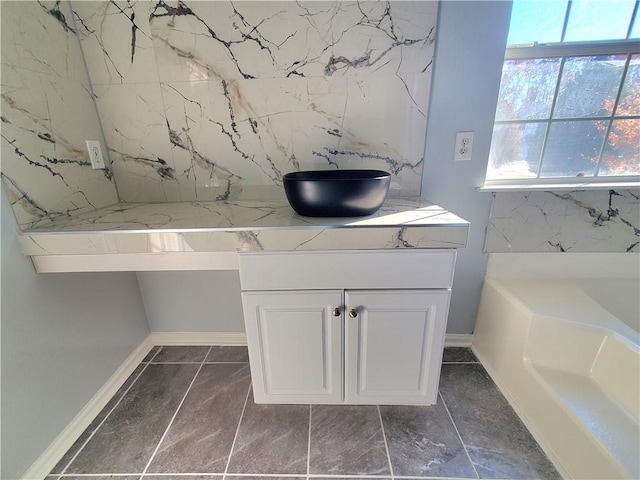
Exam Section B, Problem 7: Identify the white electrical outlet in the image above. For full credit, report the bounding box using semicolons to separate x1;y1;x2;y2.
86;140;105;169
454;131;474;161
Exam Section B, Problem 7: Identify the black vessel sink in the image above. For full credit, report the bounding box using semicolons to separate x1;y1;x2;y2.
283;169;391;217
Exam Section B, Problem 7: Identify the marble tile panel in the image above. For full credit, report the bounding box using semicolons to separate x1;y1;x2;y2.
380;403;476;478
146;364;251;473
159;76;348;201
308;405;390;475
1;66;118;228
148;1;438;81
92;82;180;202
71;1;160;85
65;363;199;474
151;346;210;363
439;364;561;480
226;391;310;474
1;1;87;82
486;189;640;253
442;347;479;364
205;346;249;363
50;364;147;474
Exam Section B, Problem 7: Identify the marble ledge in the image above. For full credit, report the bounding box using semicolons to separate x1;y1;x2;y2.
18;198;469;257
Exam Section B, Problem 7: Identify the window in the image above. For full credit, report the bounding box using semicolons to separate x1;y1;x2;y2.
486;0;640;186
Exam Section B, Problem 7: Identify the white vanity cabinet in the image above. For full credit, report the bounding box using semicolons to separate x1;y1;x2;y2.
238;250;455;405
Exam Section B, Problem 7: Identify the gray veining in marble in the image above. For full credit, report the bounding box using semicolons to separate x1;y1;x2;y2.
439;364;561;480
65;363;199;474
380;403;476;477
226;391;310;474
3;1;439;227
19;198;469;258
205;346;249;363
151;345;211;363
486;189;640;253
1;1;119;228
309;405;390;475
147;364;251;473
50;364;146;474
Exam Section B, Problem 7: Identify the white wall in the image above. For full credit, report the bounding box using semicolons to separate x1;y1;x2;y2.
0;199;150;480
137;271;245;333
421;1;512;334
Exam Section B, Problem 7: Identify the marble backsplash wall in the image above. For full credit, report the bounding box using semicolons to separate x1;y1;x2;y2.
485;190;640;253
71;1;438;202
1;1;119;228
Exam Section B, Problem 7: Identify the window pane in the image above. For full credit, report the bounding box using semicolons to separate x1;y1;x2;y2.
616;54;640;116
564;0;637;42
631;14;640;39
507;0;567;45
540;120;608;177
554;55;627;118
487;123;546;179
600;119;640;175
496;59;561;120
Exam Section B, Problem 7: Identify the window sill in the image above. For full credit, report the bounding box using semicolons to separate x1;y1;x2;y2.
478;181;640;192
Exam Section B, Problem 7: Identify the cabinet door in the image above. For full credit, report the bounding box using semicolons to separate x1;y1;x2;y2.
345;289;450;405
242;290;343;404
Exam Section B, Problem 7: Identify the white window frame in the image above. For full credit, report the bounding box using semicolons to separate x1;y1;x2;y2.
483;3;640;191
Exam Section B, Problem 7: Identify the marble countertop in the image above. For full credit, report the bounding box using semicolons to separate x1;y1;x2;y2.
19;198;469;256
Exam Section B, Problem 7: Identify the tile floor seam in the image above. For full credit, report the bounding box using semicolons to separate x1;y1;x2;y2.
377;405;395;478
437;392;479;480
223;383;253;476
147;346;161;363
57;362;151;476
140;347;211;476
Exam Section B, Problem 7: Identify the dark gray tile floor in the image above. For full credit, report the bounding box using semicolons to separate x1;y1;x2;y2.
47;346;560;480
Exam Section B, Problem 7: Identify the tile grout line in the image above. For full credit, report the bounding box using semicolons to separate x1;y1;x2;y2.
148;346;162;363
140;346;213;476
438;392;480;480
306;404;313;477
223;382;253;477
377;405;394;478
55;475;494;479
58;362;151;476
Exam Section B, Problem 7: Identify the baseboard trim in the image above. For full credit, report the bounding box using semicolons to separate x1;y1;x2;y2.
151;331;248;346
444;333;474;347
22;335;154;480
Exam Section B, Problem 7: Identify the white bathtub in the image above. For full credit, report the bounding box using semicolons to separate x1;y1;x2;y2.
473;253;640;480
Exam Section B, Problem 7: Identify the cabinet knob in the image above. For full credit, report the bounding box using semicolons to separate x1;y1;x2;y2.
348;309;358;318
332;307;341;317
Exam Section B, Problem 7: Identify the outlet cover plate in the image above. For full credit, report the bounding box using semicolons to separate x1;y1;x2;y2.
86;140;105;169
454;131;474;161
